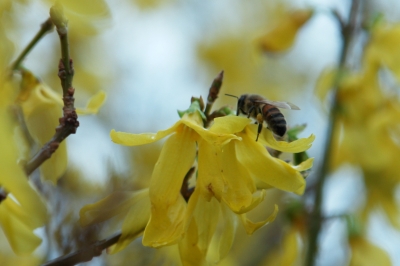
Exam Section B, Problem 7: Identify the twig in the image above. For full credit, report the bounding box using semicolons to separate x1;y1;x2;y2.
24;3;79;176
11;18;54;71
42;232;122;266
204;71;224;119
304;0;360;265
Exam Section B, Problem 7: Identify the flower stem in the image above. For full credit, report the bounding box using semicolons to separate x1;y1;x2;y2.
204;70;224;117
304;0;360;265
25;3;79;176
50;2;74;95
11;18;54;71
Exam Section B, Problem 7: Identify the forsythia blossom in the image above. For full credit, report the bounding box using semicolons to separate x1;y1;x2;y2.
17;70;106;183
257;9;313;53
81;100;314;265
0;79;47;255
316;23;400;228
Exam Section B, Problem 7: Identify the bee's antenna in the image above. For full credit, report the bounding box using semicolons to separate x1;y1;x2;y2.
225;94;239;99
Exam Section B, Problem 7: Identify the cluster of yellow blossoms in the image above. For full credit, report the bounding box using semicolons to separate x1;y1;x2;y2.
80;100;314;264
315;22;400;265
0;68;105;255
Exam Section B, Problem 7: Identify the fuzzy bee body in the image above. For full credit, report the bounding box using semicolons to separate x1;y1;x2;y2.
228;94;300;141
262;104;286;137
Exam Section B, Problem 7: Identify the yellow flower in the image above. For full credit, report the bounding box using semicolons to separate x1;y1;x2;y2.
315;22;400;228
362;167;400;229
364;23;400;81
17;70;106;183
260;227;299;266
349;236;392;266
0;80;47;254
44;0;111;36
81;102;314;264
316;43;400;172
257;9;313;53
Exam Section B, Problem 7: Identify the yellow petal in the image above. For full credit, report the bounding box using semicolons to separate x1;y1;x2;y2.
18;71;63;108
240;204;278;235
209;116;251;134
181;115;241;146
143;196;187;247
366;24;400;81
58;0;111;36
261;227;299;266
0;200;42;255
19;78;67;182
40;141;67;184
109;191;151;254
143;127;196;247
179;213;205;266
349;237;392;266
211;203;238;262
234;190;267;214
197;139;259;214
315;67;338;104
2;197;38;230
60;0;110;17
254;125;315;153
110;121;181;146
183;186;200;231
218;143;257;213
79;189;148;226
21;89;62;143
236;131;306;195
291;157;314;171
257;9;313;52
76;90;106;115
193;193;220;253
195;140;225;202
0;109;48;228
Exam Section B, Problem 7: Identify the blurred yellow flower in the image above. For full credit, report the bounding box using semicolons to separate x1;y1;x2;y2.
365;23;400;81
80;188;151;253
316;22;400;228
0;249;41;266
260;227;299;266
44;0;111;36
349;236;392;266
81;101;314;264
0;79;47;255
257;9;313;53
17;70;106;183
362;167;400;229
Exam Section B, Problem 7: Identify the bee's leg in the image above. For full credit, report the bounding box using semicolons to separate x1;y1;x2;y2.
256;124;262;141
256;113;263;141
239;108;247;116
247;106;254;118
236;105;241;116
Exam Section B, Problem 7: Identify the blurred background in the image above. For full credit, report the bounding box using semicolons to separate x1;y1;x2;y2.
1;0;400;265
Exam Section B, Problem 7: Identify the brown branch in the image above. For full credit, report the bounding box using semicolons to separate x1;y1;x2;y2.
24;3;78;176
42;232;122;266
304;0;361;265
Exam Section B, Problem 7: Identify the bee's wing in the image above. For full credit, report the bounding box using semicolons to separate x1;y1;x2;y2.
254;99;300;110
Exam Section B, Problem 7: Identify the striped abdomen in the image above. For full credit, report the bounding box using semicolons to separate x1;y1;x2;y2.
262;104;287;136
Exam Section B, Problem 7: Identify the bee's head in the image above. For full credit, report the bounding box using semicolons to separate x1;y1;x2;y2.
238;94;248;108
225;94;248;115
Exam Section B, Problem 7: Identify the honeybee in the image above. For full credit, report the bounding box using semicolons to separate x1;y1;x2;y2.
226;94;300;141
